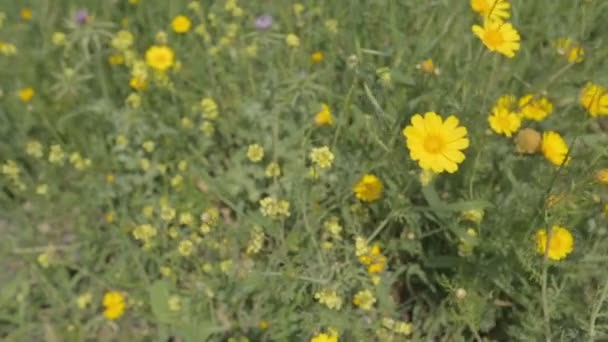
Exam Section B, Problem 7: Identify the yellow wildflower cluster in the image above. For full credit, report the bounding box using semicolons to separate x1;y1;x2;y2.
353;289;376;310
132;224;157;248
102;291;126;320
471;0;521;58
259;197;290;220
309;146;335;169
314;288;343;310
246;225;265;255
355;237;387;274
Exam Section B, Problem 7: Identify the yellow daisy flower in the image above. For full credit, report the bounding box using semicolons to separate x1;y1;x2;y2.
171;15;192;33
102;291;126;320
580;82;608;117
472;20;521;58
541;131;570;166
402;112;469;173
518;94;553;121
353;174;383;202
145;45;175;72
470;0;510;21
535;225;574;261
314;103;334;126
488;106;521;137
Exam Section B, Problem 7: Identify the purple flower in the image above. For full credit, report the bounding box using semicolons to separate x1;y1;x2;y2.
254;15;273;30
75;9;89;25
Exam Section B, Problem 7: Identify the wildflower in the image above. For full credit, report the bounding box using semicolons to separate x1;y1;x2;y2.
353;174;383;202
76;292;92;309
470;0;510;21
247;144;264;162
535;225;574;261
170;175;184;188
416;59;440;75
132;224;157;245
18;87;35;102
112;30;134;51
108;54;125;65
314;289;343;310
246;226;265;255
286;34;300;48
310;333;338;342
142;141;155;153
181;117;194;129
357;239;388;274
309;51;325;64
177;160;188;171
25;140;44;158
48;145;65;165
314;103;334;126
265;162;281;178
456;288;468;300
514;128;541;154
171;15;191;33
129;76;148;91
201;97;219;119
161;206;176;221
259;197;291;219
36;184;48;195
201;207;220;226
38;252;51;268
580;82;608;117
102;291;126;320
353;289;376;310
74;9;89;25
555;38;585;63
461;209;484;224
168;296;181;311
472;20;521;58
52;32;67;46
595;169;608;185
255;15;273;30
145;45;175;72
178;239;194;256
126;93;141;108
488;106;521;137
324;217;343;238
259;320;270;330
402;112;469;173
541;131;570;166
309;146;335;169
493;94;517;111
325;19;338;34
21;8;33;21
293;3;305;15
518;95;553;121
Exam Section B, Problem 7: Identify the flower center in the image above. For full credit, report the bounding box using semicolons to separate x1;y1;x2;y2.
423;135;444;154
497;115;511;128
484;29;504;47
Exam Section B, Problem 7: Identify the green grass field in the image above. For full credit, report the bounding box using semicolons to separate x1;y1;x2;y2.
1;0;608;341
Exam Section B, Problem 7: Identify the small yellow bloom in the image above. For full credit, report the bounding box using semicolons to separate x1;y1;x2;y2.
247;144;264;162
21;8;33;21
314;288;343;310
18;87;35;102
535;225;574;261
310;333;338;342
112;30;134;51
580;82;608;117
470;0;510;21
129;76;148;91
325;19;338;34
52;32;67;46
314;103;334;126
37;252;51;268
595;169;608;185
514;128;541;154
259;320;270;330
416;59;440;75
142;140;155;153
488;106;521;137
77;292;92;309
541;131;570;166
103;291;126;320
353;289;376;310
556;38;585;63
108;54;125;65
472;20;521;58
168;295;182;311
265;162;281;178
353;174;383;202
171;15;192;33
145;45;175;72
518;94;553;121
178;239;194;256
25;140;44;158
293;3;305;15
36;184;48;195
309;146;335;169
48;145;65;164
311;51;324;63
285;34;300;48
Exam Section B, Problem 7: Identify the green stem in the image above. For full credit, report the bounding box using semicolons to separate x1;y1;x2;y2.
589;278;608;341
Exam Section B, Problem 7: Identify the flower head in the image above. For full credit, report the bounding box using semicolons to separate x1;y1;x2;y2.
402;112;469;173
314;103;333;126
247;144;264;162
145;45;175;72
541;131;570;166
472;20;520;58
310;146;335;169
311;333;338;342
595;169;608;185
488;106;521;137
171;15;191;33
416;58;440;75
286;33;300;48
353;174;383;202
535;225;574;261
555;38;585;63
470;0;510;21
353;289;376;310
255;15;273;30
103;291;126;320
74;9;89;25
580;82;608;117
514;128;541;154
311;51;324;63
314;289;343;310
518;94;553;121
18;87;35;102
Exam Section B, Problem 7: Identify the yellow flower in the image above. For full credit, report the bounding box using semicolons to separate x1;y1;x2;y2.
171;15;192;33
314;103;334;126
580;82;608;117
541;131;570;166
402;112;469;173
201;97;219;119
488;106;521;137
309;146;335;169
102;291;126;320
286;34;300;48
145;45;175;72
416;59;440;75
470;0;510;21
293;3;305;15
112;30;134;51
21;8;33;21
49;144;65;164
535;225;574;261
129;76;148;91
325;19;338;34
353;174;383;202
142;141;155;153
472;20;521;58
311;333;338;342
77;292;92;309
178;239;194;256
595;169;608;185
52;32;67;46
259;197;291;219
168;295;182;311
265;162;281;178
311;51;324;63
518;94;553;121
358;244;387;274
26;140;44;158
314;289;343;310
247;144;264;162
353;289;376;310
514;127;541;154
555;38;585;63
18;87;35;102
108;54;125;65
494;94;517;111
36;184;48;195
